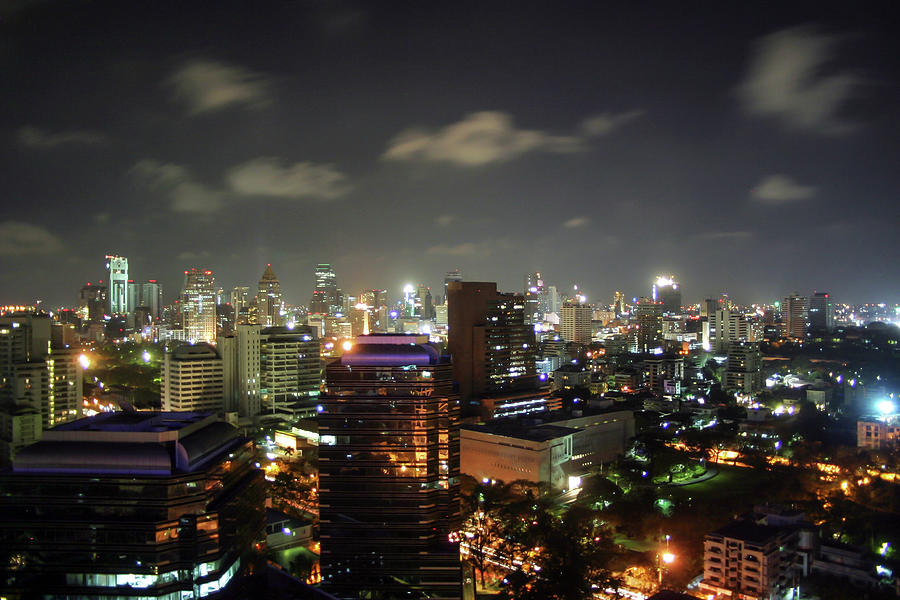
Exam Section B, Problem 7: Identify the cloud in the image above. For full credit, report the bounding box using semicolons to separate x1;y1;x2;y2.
177;250;211;261
167;58;272;115
225;157;350;200
737;26;860;134
579;110;645;136
426;242;481;257
0;221;63;256
131;160;225;213
435;215;457;227
563;217;589;228
383;111;582;166
750;174;817;204
695;231;754;241
18;125;108;148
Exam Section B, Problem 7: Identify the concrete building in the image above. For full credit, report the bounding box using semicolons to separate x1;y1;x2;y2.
652;275;682;314
259;325;320;421
105;254;129;315
642;354;684;394
161;343;224;413
0;411;264;598
725;341;763;396
560;301;593;344
857;415;900;449
182;268;217;344
635;297;663;353
256;264;283;327
808;292;834;332
782;294;808;340
219;324;261;419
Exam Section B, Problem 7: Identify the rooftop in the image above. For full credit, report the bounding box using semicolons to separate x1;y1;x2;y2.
711;520;785;544
462;423;578;443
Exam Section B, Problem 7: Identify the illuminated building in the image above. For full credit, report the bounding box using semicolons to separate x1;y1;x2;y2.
642;353;684;393
0;411;264;598
106;255;129;315
524;272;544;323
808;291;834;331
256;263;283;327
402;283;417;317
724;341;762;395
651;275;682;314
318;335;461;598
613;291;626;315
259;325;320;421
77;282;107;322
711;309;753;353
447;281;537;402
161;343;224;413
560;300;592;344
857;415;900;449
635;297;663;353
443;269;462;304
219;324;261;420
781;293;808;339
127;280;163;323
183;268;217;344
310;263;342;316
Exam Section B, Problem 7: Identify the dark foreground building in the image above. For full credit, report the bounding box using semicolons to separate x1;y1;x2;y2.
318;334;462;599
0;411;264;599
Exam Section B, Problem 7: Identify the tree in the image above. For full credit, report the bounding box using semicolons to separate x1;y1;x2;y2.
459;478;518;590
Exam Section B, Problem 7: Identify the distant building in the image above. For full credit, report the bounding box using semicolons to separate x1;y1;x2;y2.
183;268;217;344
725;341;763;396
560;300;592;344
77;282;107;322
0;411;264;598
259;325;320;421
219;324;262;419
127;279;162;321
652;275;682;314
310;264;341;316
161;343;224;413
635;297;663;352
256;264;284;327
642;353;684;394
105;255;129;315
808;292;834;332
857;415;900;449
782;293;808;340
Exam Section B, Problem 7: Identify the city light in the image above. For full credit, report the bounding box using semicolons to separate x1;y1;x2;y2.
78;354;91;370
142;351;151;363
342;340;353;351
877;399;895;415
662;552;675;564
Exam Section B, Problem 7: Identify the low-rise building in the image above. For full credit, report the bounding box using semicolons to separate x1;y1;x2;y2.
857;415;900;449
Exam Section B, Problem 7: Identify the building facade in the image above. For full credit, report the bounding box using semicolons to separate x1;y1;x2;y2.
560;301;592;344
106;255;129;315
183;269;217;344
162;343;224;413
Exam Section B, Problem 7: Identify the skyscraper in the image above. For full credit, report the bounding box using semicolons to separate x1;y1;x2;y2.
256;263;283;327
318;335;461;598
635;297;663;353
443;269;463;304
77;282;107;322
652;275;682;314
182;268;216;344
105;255;129;315
782;293;809;340
560;300;592;344
808;292;834;331
220;324;261;419
259;325;320;420
524;272;544;324
310;263;341;315
725;341;763;395
161;342;224;413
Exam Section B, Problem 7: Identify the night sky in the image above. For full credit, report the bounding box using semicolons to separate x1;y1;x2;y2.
2;1;899;308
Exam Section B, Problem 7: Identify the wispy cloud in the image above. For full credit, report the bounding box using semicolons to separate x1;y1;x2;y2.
563;217;590;228
0;221;63;256
750;174;817;204
383;111;582;166
225;157;350;200
435;215;457;227
695;231;754;241
737;25;861;135
131;160;225;213
579;110;645;136
18;125;109;148
167;58;272;115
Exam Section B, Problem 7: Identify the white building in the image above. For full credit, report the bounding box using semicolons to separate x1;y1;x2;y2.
161;343;224;413
219;324;261;419
560;301;592;344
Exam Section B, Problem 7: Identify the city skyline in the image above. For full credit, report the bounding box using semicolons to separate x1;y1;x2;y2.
2;3;899;306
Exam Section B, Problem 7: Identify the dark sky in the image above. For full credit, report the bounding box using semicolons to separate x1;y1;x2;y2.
2;1;899;308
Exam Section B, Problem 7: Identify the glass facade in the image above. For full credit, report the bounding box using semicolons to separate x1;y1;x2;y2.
318;343;462;599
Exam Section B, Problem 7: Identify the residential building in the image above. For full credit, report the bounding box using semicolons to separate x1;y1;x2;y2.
560;300;592;344
725;341;763;396
782;293;808;340
161;343;224;413
857;415;900;449
219;325;261;419
259;325;320;421
635;297;663;352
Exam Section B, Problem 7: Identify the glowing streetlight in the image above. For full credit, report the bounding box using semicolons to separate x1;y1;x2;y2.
78;354;91;370
662;552;675;564
878;399;895;416
342;340;353;352
142;351;151;363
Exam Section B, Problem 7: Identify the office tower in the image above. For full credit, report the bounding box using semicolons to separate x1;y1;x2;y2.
219;324;261;419
318;335;461;598
782;293;809;339
183;268;217;344
709;309;754;354
443;269;463;304
544;285;561;315
105;255;129;315
77;282;107;321
524;272;544;324
635;297;663;353
0;411;264;598
808;291;834;331
259;325;320;420
310;263;341;316
401;284;417;317
256;263;284;327
652;275;682;314
448;281;537;401
161;342;224;413
127;280;163;328
560;300;592;344
725;341;763;395
613;291;626;316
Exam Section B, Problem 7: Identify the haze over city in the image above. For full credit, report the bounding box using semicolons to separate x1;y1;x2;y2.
2;2;899;306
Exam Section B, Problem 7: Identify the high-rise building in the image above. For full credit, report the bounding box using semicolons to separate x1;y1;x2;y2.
161;343;224;413
105;255;129;315
310;263;341;316
448;281;538;401
652;275;682;314
219;324;261;419
443;269;463;304
635;297;663;353
782;293;809;339
710;309;754;354
256;263;284;327
808;292;834;332
318;335;461;598
613;291;626;316
725;341;763;395
560;300;592;344
183;268;217;344
127;280;163;324
77;282;107;322
0;411;264;598
259;325;320;420
524;272;544;324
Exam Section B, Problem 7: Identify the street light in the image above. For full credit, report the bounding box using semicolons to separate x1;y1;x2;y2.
658;534;675;589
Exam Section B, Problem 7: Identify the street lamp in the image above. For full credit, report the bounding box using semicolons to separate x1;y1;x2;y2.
658;535;675;589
